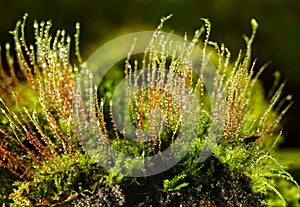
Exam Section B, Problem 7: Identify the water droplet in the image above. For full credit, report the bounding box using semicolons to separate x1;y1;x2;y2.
15;43;21;50
23;13;28;18
5;43;10;50
75;23;80;30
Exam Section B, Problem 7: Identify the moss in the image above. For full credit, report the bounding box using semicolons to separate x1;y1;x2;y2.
0;14;299;206
10;154;108;206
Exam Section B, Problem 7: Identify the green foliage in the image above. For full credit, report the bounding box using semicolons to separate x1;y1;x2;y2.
266;179;300;207
0;14;299;207
214;141;300;207
10;154;108;206
163;174;189;192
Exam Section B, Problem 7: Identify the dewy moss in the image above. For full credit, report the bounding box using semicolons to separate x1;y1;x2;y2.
0;14;299;206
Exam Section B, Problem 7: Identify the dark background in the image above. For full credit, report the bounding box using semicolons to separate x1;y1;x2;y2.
0;0;299;148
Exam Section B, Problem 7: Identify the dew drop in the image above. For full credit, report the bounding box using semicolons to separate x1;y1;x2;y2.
15;43;21;50
75;23;80;30
5;43;10;50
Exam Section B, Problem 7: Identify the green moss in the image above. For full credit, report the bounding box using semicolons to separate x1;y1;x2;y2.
0;15;299;206
10;154;108;206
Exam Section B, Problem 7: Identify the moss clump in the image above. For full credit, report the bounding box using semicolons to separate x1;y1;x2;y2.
0;14;299;206
9;154;108;206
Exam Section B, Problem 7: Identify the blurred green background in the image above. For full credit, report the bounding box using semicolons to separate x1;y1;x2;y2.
0;0;299;178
